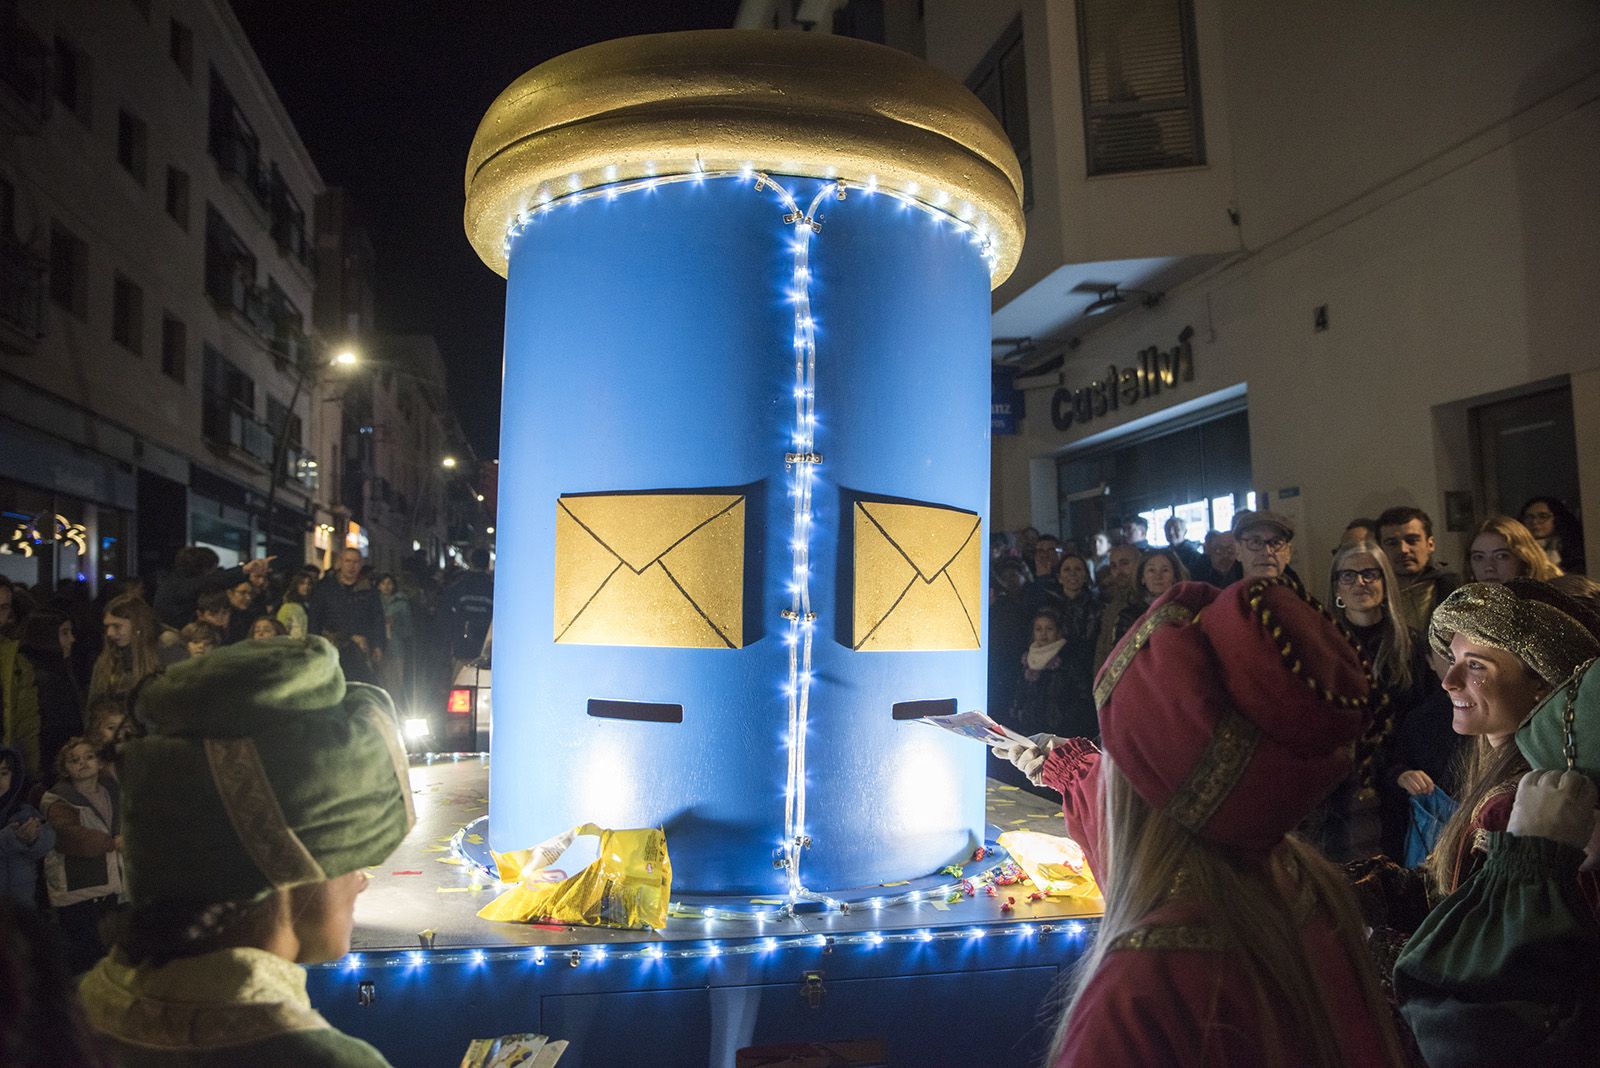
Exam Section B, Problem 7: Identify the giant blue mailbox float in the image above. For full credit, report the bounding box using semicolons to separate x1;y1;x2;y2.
464;30;1025;898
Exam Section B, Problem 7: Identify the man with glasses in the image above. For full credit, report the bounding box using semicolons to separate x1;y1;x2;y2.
1231;510;1295;580
1375;506;1461;632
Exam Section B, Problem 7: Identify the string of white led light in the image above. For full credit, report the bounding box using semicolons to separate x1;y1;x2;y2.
500;169;998;912
331;919;1091;972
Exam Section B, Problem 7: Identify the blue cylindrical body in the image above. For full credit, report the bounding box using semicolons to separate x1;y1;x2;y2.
493;176;992;893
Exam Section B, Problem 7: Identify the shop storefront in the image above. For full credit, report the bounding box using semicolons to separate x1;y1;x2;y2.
0;420;134;595
1055;401;1253;549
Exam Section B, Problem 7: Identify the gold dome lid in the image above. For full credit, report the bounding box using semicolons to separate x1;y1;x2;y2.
464;30;1025;285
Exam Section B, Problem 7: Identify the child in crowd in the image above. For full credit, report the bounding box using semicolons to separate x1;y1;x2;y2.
42;737;124;974
180;621;220;658
249;616;289;640
86;697;133;771
1;745;55;908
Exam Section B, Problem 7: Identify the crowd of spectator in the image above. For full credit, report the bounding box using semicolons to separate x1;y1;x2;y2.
0;543;494;979
986;497;1593;865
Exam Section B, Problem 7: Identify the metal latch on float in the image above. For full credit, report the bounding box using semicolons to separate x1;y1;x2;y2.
801;971;825;1009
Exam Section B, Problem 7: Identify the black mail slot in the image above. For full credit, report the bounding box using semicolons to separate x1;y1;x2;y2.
891;698;957;721
587;699;684;724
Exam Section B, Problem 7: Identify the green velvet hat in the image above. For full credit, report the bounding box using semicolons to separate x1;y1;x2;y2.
123;636;415;905
1518;657;1600;788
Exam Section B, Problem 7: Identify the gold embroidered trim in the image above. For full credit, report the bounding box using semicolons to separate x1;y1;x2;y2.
1109;922;1227;953
353;688;417;832
203;738;326;888
1094;603;1196;709
1166;707;1260;834
79;952;331;1051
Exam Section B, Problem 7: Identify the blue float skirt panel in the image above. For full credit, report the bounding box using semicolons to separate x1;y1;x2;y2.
493;173;993;895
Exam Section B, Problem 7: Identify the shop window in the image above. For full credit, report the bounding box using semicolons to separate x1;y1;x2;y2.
967;16;1031;211
117;108;148;185
165;166;190;229
112;273;143;354
54;37;93;126
161;314;186;382
168;18;193;82
1077;0;1205;176
48;219;88;319
1057;406;1251;547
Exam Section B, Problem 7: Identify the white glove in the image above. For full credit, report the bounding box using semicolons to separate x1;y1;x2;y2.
1507;769;1599;852
990;734;1065;786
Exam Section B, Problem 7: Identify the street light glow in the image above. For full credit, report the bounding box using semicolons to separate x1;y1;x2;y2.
442;456;458;468
486;527;495;535
332;349;358;367
476;493;485;502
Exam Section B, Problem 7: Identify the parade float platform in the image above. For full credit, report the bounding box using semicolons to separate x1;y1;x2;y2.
307;755;1102;1068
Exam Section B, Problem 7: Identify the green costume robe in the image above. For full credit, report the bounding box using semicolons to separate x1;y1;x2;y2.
80;947;393;1067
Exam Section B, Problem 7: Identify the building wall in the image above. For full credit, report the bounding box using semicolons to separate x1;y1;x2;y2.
0;0;328;577
1003;73;1600;571
919;1;1600;574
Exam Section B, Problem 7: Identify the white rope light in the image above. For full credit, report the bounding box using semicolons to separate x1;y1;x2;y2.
499;168;997;910
328;920;1091;973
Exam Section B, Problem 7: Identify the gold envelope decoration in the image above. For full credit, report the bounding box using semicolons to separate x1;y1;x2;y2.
554;493;744;649
853;500;982;651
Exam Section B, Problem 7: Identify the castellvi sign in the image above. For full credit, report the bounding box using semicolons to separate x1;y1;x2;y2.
1049;326;1196;431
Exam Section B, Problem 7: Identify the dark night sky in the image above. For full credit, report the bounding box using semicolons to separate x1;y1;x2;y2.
229;1;743;458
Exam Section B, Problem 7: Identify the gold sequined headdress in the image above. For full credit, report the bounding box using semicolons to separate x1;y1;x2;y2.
1428;581;1600;688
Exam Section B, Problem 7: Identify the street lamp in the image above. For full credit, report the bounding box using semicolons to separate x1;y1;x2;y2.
442;456;458;469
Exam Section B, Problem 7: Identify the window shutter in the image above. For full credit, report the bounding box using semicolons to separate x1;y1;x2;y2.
1077;0;1205;176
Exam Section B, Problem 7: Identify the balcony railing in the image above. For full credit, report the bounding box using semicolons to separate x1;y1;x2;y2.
202;398;275;465
0;241;47;349
270;324;312;367
286;445;319;491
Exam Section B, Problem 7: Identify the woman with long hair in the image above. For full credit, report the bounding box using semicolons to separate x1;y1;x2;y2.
275;571;316;640
1520;494;1585;576
87;595;162;708
1467;515;1561;584
1322;541;1438;860
995;577;1405;1066
1391;607;1600;1065
1345;581;1599;956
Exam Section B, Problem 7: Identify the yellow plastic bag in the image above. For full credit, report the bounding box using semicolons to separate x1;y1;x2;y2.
997;830;1100;900
477;823;672;930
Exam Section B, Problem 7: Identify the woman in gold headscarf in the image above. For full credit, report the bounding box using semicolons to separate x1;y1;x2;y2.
1346;579;1600;947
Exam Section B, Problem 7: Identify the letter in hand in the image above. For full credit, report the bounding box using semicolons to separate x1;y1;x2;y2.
1506;769;1599;853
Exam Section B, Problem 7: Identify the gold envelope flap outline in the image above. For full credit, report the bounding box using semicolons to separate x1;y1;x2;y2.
555;492;745;649
853;500;981;651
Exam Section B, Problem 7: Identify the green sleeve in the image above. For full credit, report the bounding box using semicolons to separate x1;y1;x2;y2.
1395;832;1600;1068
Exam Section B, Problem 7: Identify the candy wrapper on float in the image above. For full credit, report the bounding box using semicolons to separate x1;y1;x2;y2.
479;823;672;930
463;30;1025;902
995;830;1100;901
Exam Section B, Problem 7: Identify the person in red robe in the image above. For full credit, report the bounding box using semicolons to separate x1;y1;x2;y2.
996;575;1406;1068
